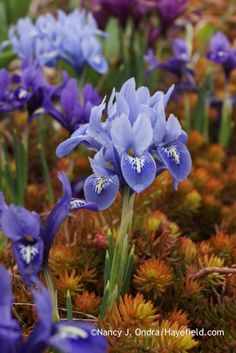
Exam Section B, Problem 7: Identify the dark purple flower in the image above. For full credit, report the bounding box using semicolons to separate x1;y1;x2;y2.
44;79;101;133
0;173;97;283
207;32;236;78
86;0;146;29
0;266;23;353
16;64;68;120
154;0;189;35
1;205;43;284
0;266;108;353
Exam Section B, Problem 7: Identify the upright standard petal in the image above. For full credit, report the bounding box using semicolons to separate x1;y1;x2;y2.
121;152;156;193
84;174;119;210
157;140;192;181
132;113;153;155
110;114;132;155
163;113;182;143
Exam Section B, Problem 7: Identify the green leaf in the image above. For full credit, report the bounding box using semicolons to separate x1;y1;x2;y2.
66;290;73;320
0;51;16;69
121;245;135;297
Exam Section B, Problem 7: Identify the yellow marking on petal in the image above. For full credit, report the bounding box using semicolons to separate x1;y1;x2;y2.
25;235;34;242
96;177;106;194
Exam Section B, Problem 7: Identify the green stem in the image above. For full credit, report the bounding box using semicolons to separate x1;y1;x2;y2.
43;264;60;321
101;187;135;315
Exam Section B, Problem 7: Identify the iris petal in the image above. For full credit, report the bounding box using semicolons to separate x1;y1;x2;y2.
1;205;40;242
84;174;119;210
157;140;192;181
70;198;98;211
12;238;44;284
121;152;156;193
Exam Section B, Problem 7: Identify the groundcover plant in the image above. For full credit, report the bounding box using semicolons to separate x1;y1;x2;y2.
0;0;236;352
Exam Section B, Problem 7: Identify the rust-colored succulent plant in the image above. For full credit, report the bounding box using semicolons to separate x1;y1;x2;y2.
74;290;101;316
133;258;174;296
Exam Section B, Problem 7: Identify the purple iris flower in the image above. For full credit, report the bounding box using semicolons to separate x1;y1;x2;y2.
0;266;23;353
56;78;191;210
86;0;146;29
44;79;101;133
15;64;68;120
0;173;97;283
154;0;189;35
207;32;236;78
0;69;27;113
145;39;195;94
0;266;108;353
1;205;43;284
8;10;108;74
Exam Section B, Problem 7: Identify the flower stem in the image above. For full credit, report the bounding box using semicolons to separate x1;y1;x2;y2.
43;264;60;321
101;187;135;316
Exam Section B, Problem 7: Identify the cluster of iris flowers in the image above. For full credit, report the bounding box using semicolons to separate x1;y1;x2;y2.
3;9;108;74
56;78;192;210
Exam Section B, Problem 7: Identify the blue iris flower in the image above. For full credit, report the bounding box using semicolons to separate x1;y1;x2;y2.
0;173;97;283
56;78;192;211
8;10;108;74
0;265;108;353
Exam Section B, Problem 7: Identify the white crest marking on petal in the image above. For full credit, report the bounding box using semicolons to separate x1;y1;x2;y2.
162;145;180;164
18;244;38;264
125;155;145;173
70;199;86;209
55;326;88;340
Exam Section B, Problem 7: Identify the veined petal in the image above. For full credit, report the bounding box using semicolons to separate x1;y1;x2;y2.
163;113;182;143
12;237;44;284
84;174;119;210
132;113;153;155
116;92;129;117
110;114;132;155
157;141;192;181
137;86;150;104
121;152;156;193
153;115;166;145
